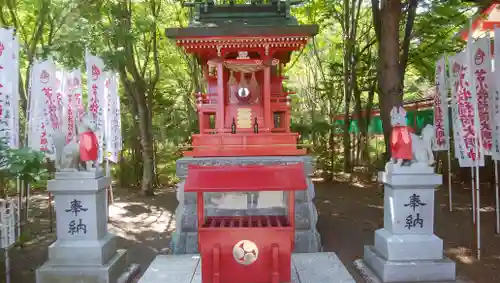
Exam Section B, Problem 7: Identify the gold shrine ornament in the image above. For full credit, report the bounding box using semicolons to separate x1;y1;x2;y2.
236;108;252;128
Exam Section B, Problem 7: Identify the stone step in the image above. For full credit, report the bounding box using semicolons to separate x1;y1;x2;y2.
354;258;471;283
138;252;355;283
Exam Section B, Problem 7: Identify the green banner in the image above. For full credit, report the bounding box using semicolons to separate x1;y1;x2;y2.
335;109;434;134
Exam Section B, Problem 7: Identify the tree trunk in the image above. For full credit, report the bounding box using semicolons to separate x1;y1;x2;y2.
132;86;155;196
362;80;376;161
378;0;403;157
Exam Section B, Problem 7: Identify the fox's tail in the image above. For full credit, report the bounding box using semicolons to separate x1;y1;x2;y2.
51;130;67;169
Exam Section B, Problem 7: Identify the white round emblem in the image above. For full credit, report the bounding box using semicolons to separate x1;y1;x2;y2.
233;240;259;265
237;87;250;98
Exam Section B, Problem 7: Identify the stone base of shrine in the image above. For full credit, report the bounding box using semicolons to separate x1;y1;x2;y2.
36;249;139;283
138;252;355;283
355;246;457;283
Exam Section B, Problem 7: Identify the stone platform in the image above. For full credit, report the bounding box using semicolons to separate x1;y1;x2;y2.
138;252;355;283
171;156;321;254
354;246;459;283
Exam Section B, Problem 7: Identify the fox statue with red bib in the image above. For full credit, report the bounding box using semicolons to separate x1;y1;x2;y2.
52;114;101;172
387;106;435;169
78;115;100;171
389;106;414;166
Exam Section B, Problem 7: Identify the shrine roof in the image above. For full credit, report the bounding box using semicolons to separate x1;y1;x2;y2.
165;1;318;39
165;25;318;39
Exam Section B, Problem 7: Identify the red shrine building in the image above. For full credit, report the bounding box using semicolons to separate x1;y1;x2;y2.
166;0;317;157
165;1;321;277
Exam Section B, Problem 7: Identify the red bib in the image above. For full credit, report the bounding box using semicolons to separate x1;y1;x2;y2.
391;126;413;160
79;132;99;161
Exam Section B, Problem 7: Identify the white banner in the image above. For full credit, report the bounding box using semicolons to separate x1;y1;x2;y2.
105;73;122;163
433;56;449;151
471;37;493;156
68;70;85;123
53;69;64;132
0;28;19;149
449;53;464;160
62;71;76;143
28;59;57;155
492;27;500;160
10;33;19;149
450;51;485;167
85;51;107;163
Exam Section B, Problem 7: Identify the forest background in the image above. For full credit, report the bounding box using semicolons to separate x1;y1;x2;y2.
0;0;485;196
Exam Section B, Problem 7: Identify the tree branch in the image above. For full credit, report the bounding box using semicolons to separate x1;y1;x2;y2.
399;0;417;75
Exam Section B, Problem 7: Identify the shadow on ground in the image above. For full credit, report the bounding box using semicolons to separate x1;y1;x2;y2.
2;176;500;283
0;186;178;283
315;173;500;283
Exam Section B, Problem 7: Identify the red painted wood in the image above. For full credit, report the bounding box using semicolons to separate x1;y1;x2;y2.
177;32;309;156
264;62;272;131
460;4;497;40
190;163;302;283
184;163;307;192
183;148;307;157
199;225;293;283
482;21;500;30
184;132;305;156
217;62;225;131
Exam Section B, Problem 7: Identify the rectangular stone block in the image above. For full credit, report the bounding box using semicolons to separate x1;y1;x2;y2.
295;202;313;230
293;252;355;283
170;231;186;254
363;245;456;282
185;232;199;254
374;228;443;261
383;186;435;235
55;170;105;179
48;176;111;193
294;229;321;253
171;231;199;254
139;253;354;283
55;189;108;241
138;255;200;283
37;249;130;283
47;233;118;266
378;170;441;188
179;204;197;231
176;156;314;179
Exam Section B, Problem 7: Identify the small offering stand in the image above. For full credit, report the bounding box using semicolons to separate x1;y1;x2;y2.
184;163;306;283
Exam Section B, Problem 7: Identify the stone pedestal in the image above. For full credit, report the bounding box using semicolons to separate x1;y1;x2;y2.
36;170;139;283
171;156;321;254
356;164;456;282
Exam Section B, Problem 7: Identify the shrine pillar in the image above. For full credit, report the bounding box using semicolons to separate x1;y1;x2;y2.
216;61;225;132
36;171;138;283
356;165;456;282
263;58;271;131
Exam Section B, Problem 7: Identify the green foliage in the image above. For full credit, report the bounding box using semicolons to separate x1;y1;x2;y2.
0;0;482;180
0;136;48;189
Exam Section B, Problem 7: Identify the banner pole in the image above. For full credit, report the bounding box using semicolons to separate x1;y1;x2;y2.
495;160;499;234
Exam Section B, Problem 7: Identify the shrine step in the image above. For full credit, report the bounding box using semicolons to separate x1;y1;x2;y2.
138;252;355;283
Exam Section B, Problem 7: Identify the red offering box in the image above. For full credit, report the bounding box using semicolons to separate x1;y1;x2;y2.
199;216;292;283
185;164;307;283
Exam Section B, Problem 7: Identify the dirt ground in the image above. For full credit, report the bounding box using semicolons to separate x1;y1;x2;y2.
2;176;500;283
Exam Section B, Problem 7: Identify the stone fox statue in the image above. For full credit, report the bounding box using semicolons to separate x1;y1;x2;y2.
52;130;80;170
52;115;99;171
